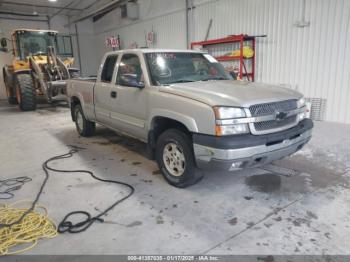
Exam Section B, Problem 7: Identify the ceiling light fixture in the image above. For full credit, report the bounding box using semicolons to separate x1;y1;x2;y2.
48;0;57;2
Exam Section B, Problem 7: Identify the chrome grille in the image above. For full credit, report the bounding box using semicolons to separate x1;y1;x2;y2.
250;100;297;117
249;100;298;134
254;115;297;131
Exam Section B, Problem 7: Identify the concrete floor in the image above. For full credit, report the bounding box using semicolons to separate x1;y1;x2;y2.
1;100;350;255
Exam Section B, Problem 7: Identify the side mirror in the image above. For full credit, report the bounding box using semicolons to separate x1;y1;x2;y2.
119;74;145;88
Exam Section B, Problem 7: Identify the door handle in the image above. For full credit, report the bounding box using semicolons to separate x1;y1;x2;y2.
110;91;117;98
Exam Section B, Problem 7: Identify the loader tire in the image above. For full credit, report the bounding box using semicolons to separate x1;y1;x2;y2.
15;74;37;111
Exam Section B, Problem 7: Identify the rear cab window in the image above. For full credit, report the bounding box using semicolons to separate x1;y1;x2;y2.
100;55;118;83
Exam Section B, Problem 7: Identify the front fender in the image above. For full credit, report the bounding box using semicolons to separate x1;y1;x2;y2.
3;66;14;87
148;108;199;133
14;69;32;75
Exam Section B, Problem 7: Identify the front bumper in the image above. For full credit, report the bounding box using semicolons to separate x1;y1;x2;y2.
193;119;313;171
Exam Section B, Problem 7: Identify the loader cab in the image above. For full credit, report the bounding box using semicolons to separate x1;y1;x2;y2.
11;29;74;60
12;30;58;60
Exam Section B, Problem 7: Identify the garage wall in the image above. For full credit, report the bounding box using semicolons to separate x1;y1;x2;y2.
192;0;350;124
69;19;98;77
89;0;350;124
92;0;187;60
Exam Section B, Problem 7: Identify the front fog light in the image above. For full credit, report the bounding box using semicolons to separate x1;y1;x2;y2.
215;124;249;136
298;112;306;121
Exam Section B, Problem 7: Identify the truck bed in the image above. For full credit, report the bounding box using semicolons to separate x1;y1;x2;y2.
67;78;96;120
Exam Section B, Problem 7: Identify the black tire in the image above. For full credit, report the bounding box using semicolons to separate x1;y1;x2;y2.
15;74;36;111
74;104;95;137
156;129;203;188
3;68;17;105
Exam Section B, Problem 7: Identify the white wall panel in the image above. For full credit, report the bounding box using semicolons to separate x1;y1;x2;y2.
69;19;99;76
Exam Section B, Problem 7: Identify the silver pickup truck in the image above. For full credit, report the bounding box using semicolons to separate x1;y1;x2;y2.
67;49;313;188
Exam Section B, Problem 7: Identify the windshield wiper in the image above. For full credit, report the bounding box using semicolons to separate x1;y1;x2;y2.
168;79;196;84
201;76;228;81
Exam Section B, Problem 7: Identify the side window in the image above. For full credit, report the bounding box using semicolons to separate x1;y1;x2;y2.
101;55;118;83
116;54;144;87
56;35;73;57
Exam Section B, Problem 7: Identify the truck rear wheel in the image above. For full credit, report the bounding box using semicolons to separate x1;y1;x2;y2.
74;104;95;137
156;129;203;188
15;74;36;111
3;68;17;105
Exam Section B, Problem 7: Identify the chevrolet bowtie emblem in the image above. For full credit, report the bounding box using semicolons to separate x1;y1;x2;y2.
275;111;288;121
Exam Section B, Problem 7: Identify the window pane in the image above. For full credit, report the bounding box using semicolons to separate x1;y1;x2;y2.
56;37;65;54
16;31;56;59
101;55;118;82
56;35;73;57
116;54;143;87
63;37;72;54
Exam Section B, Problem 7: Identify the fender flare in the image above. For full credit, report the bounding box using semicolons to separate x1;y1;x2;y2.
14;69;32;76
148;109;199;133
69;94;86;121
3;66;14;87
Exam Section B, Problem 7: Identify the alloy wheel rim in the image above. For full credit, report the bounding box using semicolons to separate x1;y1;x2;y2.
76;111;84;132
163;142;186;177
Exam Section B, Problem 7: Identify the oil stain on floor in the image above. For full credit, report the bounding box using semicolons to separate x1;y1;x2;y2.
245;156;348;195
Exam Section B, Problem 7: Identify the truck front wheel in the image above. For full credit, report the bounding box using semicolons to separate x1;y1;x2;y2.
156;129;203;188
74;104;95;137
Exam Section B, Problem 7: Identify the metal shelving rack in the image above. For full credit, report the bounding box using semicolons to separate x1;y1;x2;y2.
191;34;257;81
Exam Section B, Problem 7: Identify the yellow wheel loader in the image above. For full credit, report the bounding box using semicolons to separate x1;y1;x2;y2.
1;29;79;111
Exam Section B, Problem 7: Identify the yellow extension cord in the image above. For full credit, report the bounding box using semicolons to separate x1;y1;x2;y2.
0;201;57;255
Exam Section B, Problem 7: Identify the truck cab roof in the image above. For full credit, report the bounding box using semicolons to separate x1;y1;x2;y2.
104;48;205;56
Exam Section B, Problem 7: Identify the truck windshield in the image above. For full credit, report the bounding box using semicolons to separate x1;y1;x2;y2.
145;52;232;85
16;31;57;59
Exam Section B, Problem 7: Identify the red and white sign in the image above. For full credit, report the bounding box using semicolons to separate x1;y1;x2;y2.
146;31;155;46
105;36;120;48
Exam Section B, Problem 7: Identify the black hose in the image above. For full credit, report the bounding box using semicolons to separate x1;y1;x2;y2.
0;176;32;200
0;145;135;233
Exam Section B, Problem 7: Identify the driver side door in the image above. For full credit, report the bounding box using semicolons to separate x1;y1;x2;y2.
94;54;118;126
109;53;148;141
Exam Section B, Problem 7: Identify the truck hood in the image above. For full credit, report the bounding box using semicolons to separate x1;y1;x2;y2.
159;80;302;107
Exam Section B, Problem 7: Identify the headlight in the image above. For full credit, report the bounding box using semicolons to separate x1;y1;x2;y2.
213;106;249;136
213;106;246;119
297;97;306;108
